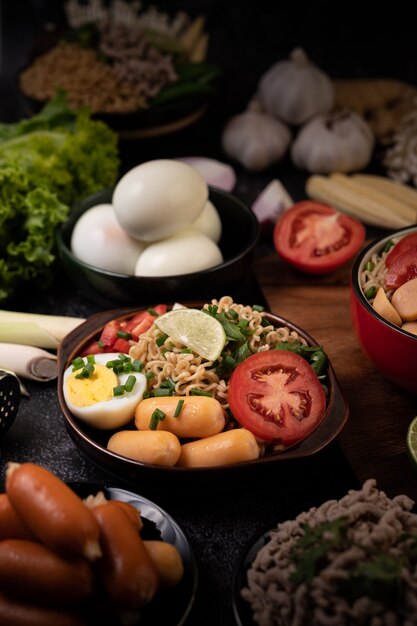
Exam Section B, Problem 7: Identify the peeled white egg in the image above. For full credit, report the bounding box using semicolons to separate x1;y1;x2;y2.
135;232;223;277
63;353;146;430
112;160;208;242
71;204;146;274
189;200;222;243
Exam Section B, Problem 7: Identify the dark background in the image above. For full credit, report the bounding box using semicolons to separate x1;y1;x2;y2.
2;0;417;125
0;3;415;625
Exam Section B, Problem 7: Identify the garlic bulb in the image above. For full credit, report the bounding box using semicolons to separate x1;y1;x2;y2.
258;48;334;125
291;109;374;174
222;110;291;171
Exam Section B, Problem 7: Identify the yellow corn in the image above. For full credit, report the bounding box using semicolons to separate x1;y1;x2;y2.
306;175;412;229
353;174;417;211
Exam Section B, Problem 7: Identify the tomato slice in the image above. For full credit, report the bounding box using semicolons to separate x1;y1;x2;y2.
273;201;365;274
385;247;417;289
386;233;417;268
99;320;119;347
228;350;326;447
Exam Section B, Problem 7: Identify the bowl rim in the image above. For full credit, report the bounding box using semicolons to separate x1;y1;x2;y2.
351;224;417;342
57;303;349;478
56;186;260;280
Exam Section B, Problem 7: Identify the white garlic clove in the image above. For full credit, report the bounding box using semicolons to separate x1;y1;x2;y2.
258;47;334;126
222;110;292;172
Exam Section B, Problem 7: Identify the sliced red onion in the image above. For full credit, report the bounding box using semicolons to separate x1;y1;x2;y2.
252;180;294;230
176;157;236;191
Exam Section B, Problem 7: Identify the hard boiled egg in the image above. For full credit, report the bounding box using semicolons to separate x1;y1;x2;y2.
71;204;146;274
63;353;146;430
112;160;208;242
189;200;222;243
135;232;223;277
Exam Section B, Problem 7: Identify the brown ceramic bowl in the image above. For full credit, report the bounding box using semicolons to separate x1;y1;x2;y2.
57;303;349;488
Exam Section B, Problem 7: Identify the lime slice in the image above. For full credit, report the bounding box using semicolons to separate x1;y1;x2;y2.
406;416;417;467
155;308;226;361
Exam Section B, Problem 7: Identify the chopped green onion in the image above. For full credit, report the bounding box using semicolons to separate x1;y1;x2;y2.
132;359;144;372
149;408;166;430
382;240;395;253
118;353;130;361
252;304;265;312
124;375;136;393
190;388;214;397
113;385;125;396
154;388;172;397
105;359;118;368
174;399;184;417
161;378;176;391
261;317;271;328
123;361;133;373
226;309;238;319
116;330;132;340
75;362;95;379
205;304;218;317
142;390;150;399
365;286;378;300
147;308;159;316
181;348;193;354
238;319;249;328
156;333;168;347
365;261;375;272
145;372;155;380
97;340;105;349
71;356;85;371
86;354;95;364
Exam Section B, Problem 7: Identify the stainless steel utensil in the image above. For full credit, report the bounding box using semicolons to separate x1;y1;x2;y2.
0;370;21;439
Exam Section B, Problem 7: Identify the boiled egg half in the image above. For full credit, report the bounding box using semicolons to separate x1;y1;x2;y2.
63;353;146;430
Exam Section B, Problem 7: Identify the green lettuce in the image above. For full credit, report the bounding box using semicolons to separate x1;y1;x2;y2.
0;92;119;302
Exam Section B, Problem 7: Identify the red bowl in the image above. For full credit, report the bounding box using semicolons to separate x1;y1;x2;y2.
350;225;417;393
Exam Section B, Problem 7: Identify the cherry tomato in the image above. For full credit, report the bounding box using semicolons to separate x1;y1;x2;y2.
385;233;417;268
82;305;168;355
228;350;326;447
385;247;417;289
273;201;365;274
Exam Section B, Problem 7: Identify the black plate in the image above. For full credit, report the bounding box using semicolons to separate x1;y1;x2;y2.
70;482;198;626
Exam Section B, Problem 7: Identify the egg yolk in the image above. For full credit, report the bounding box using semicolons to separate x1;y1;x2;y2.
66;364;119;407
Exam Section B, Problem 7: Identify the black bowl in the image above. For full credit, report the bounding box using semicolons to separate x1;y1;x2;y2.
56;187;260;307
57;306;349;490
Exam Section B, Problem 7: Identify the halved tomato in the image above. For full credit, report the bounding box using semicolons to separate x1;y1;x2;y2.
228;350;326;447
385;232;417;268
274;201;365;274
385;247;417;289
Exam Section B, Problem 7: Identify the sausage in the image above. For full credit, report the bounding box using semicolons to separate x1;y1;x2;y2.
402;321;417;335
111;500;143;532
0;593;88;626
0;494;35;540
107;430;181;466
135;396;226;438
372;287;402;326
144;540;184;588
92;501;159;609
0;539;94;607
6;462;101;560
177;428;260;467
392;277;417;321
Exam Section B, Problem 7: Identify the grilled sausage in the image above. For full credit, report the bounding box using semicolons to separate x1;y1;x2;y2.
6;462;101;560
92;501;159;609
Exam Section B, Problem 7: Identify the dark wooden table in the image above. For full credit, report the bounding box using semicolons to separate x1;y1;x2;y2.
255;249;417;503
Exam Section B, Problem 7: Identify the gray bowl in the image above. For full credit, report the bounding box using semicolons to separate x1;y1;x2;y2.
56;187;260;307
